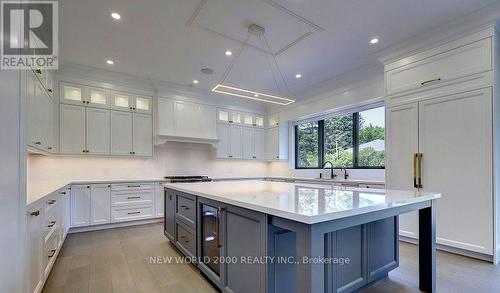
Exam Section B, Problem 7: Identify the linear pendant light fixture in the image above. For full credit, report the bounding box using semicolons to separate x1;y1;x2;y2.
212;24;295;106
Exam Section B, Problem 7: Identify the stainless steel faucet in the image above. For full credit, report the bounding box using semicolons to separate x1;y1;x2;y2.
323;161;337;179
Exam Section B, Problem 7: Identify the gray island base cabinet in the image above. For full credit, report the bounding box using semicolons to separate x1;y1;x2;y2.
164;182;438;293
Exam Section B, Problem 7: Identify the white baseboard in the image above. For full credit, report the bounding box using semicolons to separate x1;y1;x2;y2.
69;217;163;234
399;235;494;263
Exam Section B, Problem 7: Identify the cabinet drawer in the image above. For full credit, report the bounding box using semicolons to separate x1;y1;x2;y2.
386;38;492;96
42;211;58;243
176;194;195;227
43;229;58;277
111;205;154;223
111;183;154;192
175;221;196;258
111;191;154;206
43;194;59;215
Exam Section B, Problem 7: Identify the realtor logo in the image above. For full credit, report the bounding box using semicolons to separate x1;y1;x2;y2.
1;1;58;69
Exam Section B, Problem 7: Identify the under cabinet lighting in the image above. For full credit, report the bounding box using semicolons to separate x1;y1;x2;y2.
193;80;199;84
370;38;379;44
106;59;114;65
295;74;301;79
111;12;121;20
225;50;232;56
212;84;295;106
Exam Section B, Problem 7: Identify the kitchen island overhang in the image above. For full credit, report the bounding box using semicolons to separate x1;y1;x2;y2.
163;180;440;293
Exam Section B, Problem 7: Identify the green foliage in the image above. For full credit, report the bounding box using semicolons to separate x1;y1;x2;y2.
359;124;385;144
358;147;385;167
297;122;319;167
325;148;353;168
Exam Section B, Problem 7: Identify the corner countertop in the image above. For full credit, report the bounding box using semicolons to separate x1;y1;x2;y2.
163;180;439;224
27;178;167;206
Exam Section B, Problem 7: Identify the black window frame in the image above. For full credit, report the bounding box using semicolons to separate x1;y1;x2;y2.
294;110;385;170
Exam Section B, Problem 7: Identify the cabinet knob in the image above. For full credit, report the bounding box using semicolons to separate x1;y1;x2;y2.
108;185;111;188
87;186;90;189
61;191;66;195
228;155;232;158
82;101;86;104
47;89;53;93
30;210;40;217
35;69;41;74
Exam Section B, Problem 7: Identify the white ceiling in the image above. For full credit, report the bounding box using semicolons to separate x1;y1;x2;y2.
60;0;497;102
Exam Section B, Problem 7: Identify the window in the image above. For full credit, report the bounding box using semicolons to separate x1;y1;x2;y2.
295;106;385;169
295;121;320;168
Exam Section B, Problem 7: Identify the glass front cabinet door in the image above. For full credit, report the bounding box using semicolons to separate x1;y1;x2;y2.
198;198;224;287
60;82;85;106
60;82;110;108
112;91;152;113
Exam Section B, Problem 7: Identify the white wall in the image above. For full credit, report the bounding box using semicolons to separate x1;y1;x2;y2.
267;68;386;182
27;143;269;183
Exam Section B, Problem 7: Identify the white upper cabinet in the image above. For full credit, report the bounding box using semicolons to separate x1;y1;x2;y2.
111;111;133;156
60;82;110;108
134;96;153;114
217;108;264;127
254;128;265;159
111;91;132;111
229;125;243;159
86;108;110;155
216;123;230;158
242;127;254;159
267;114;279;127
60;104;86;154
87;86;110;109
132;113;153;156
385;38;492;97
157;98;216;141
111;91;152;114
60;82;85;105
27;71;58;153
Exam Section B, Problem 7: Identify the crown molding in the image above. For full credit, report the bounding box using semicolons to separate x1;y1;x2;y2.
377;1;500;65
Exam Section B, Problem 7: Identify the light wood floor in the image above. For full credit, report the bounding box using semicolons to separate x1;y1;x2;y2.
42;223;500;293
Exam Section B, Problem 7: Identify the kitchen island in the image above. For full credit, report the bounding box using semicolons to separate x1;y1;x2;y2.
163;180;440;293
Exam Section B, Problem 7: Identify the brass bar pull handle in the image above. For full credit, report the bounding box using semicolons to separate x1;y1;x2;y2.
31;210;40;217
127;211;140;215
48;221;56;228
127;196;141;199
420;78;441;86
216;207;224;248
418;153;423;189
48;249;56;258
413;153;418;188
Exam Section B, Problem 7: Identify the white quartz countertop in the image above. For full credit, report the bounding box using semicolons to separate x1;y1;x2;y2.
27;178;167;206
163;180;439;224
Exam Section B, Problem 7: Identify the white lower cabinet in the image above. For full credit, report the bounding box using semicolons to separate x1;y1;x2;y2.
27;188;70;293
110;183;155;222
387;87;494;255
70;185;91;227
27;203;44;293
155;182;164;217
90;184;111;225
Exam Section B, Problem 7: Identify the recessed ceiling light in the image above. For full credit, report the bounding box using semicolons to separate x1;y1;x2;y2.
111;12;121;20
106;59;114;65
193;80;199;84
225;50;232;56
295;74;302;79
370;38;379;44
